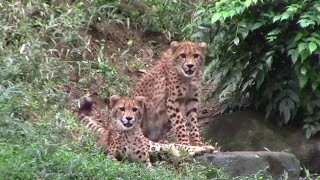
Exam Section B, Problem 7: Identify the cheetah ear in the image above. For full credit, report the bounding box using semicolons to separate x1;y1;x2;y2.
197;42;208;51
134;96;146;109
110;95;121;108
170;41;180;52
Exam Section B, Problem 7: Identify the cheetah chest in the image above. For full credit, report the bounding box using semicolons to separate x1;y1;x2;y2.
118;134;148;158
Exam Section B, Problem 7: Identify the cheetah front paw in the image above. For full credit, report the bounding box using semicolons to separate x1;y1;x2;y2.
146;163;153;169
188;146;207;157
107;155;118;161
171;147;181;157
202;145;217;153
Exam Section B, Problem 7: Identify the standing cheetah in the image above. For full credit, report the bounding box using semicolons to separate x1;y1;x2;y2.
78;95;208;166
133;41;214;150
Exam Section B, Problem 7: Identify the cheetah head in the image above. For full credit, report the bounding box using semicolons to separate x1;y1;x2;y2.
109;95;145;131
170;41;207;78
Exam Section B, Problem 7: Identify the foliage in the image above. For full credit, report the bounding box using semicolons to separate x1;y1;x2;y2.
138;0;199;40
189;0;320;138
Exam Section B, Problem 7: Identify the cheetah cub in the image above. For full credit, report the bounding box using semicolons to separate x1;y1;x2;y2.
133;41;214;151
78;95;208;166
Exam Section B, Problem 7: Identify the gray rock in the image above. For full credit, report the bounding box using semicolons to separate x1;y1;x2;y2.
201;111;320;173
197;151;301;179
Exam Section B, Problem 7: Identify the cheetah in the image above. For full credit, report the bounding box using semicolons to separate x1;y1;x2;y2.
78;95;208;166
133;41;214;150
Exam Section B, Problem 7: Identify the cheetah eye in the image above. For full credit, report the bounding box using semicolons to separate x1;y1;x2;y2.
132;108;138;112
193;54;200;58
180;53;186;58
119;107;125;111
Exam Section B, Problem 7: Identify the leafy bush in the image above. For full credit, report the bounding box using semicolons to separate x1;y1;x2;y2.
189;0;320;138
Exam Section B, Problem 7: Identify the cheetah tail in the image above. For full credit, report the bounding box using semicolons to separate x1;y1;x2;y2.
78;97;107;135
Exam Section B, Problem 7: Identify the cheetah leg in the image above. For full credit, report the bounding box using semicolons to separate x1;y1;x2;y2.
185;98;202;146
148;141;206;157
173;144;207;157
106;145;119;161
186;98;215;152
166;98;190;145
148;141;181;157
135;150;152;167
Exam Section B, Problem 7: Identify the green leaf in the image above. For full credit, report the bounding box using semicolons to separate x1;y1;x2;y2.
306;102;314;114
244;0;252;7
306;128;312;139
300;49;309;62
300;67;307;75
241;78;254;92
315;89;320;99
211;13;221;23
287;49;295;56
268;29;281;36
287;90;300;103
257;63;263;70
251;22;263;31
272;15;281;23
283;106;291;124
308;42;317;53
221;11;229;20
290;49;299;64
287;98;295;110
304;117;313;123
298;43;308;53
255;70;265;89
306;36;319;43
265;56;273;70
229;10;236;18
299;75;308;88
267;29;281;42
279;99;286;112
240;29;249;39
311;32;320;39
273;91;286;105
233;37;240;45
251;69;258;78
280;13;290;21
286;4;301;12
312;82;319;91
298;19;315;28
294;33;303;42
235;7;244;14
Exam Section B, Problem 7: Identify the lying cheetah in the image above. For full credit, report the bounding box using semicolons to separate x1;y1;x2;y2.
133;41;214;150
78;95;208;166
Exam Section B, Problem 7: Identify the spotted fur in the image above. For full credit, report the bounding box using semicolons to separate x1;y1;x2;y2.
78;95;208;166
133;41;215;151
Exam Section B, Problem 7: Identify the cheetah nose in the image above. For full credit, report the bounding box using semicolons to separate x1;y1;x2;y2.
187;64;194;68
126;117;133;121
